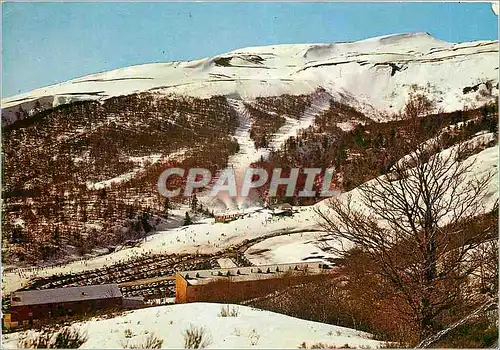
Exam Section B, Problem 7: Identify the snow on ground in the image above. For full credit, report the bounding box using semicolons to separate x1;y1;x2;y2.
245;144;499;266
3;33;498;123
211;98;269;211
394;131;496;169
336;120;361;132
2;205;321;294
2;303;383;349
127;154;163;165
217;258;238;268
225;99;266;168
317;145;499;227
245;231;337;266
86;150;186;190
86;170;145;191
224;92;331;174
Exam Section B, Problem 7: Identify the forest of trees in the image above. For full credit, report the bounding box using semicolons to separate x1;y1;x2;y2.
250;96;498;205
2;93;240;263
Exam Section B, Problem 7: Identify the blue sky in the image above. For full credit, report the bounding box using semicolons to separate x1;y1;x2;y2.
2;2;498;98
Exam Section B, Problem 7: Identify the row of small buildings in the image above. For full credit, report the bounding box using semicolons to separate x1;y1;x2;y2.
214;204;295;223
4;262;333;329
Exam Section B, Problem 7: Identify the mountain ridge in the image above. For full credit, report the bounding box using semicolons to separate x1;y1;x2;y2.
2;32;498;125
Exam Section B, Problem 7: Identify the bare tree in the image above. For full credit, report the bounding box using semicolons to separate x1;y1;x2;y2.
316;98;497;342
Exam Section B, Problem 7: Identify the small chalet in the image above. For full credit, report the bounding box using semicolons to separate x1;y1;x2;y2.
5;284;122;328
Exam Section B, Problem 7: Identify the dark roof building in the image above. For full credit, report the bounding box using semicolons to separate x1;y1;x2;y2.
6;284;122;329
11;284;121;307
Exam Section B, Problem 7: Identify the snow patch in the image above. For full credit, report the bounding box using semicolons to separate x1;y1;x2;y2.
2;303;382;349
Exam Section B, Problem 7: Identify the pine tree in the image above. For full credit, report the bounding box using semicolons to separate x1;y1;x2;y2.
52;226;61;247
99;188;107;200
191;194;198;212
184;212;192;226
141;210;152;234
10;226;19;244
82;205;88;223
163;198;171;218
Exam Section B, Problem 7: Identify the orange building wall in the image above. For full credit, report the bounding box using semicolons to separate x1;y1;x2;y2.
175;273;189;303
176;272;332;304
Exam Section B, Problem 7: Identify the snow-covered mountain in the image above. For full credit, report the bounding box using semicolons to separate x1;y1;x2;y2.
2;32;498;124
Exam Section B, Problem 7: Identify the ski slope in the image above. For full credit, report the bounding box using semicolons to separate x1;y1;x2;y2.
211;90;332;212
3;32;498;123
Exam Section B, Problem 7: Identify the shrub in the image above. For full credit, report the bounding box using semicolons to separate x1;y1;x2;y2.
248;329;260;346
183;324;212;349
17;326;88;349
53;327;89;348
121;332;163;349
218;305;239;317
298;342;352;349
17;330;52;349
